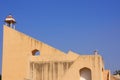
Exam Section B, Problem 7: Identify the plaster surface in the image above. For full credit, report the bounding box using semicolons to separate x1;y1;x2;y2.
2;25;110;80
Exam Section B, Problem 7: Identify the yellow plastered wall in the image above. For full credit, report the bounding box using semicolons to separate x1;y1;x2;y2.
2;25;110;80
2;25;66;80
61;55;104;80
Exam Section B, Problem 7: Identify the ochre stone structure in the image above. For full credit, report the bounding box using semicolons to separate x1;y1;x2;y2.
2;16;111;80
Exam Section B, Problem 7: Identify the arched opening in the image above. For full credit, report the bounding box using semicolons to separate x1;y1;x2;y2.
107;73;109;80
80;67;91;80
32;49;40;56
102;68;104;72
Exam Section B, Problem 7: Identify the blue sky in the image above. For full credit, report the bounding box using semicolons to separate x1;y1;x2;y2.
0;0;120;74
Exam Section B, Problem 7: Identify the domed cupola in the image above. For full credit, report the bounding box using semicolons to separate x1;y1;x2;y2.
5;14;16;29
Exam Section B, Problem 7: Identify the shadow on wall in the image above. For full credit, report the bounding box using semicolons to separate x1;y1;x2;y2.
0;74;1;80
